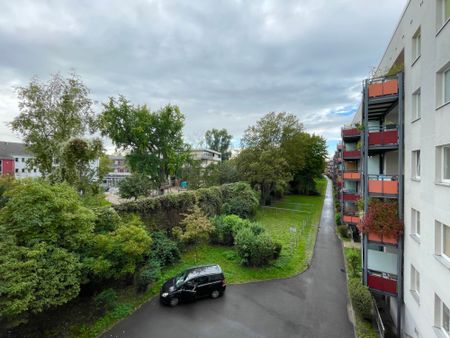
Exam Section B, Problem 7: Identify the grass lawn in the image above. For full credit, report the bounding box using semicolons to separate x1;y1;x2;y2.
73;178;327;337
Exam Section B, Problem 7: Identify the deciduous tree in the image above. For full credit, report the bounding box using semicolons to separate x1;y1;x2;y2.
205;128;232;161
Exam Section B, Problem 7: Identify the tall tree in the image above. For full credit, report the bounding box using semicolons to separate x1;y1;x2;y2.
205;128;232;161
10;73;96;177
99;96;191;187
241;112;303;149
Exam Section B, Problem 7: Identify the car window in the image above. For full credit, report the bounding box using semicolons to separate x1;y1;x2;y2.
210;274;222;282
197;276;209;285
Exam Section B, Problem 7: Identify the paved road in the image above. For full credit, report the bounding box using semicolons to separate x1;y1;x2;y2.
102;178;354;338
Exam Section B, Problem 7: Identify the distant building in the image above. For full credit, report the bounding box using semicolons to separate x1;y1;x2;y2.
0;141;41;178
191;149;221;167
103;155;130;188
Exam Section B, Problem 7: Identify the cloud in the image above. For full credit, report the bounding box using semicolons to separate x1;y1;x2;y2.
0;0;406;155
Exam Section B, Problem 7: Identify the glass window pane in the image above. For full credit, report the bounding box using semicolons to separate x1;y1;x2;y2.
446;0;450;21
444;146;450;180
417;211;421;235
444;225;450;257
445;69;450;103
443;303;450;333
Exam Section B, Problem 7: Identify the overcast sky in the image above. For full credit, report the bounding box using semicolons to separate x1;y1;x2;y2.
0;0;407;155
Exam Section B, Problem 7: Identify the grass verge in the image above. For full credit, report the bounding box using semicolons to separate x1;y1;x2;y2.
71;178;327;337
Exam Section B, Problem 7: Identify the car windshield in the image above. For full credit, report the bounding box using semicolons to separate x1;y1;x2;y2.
174;272;186;288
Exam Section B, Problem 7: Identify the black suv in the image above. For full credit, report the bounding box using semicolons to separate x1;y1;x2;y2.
160;264;226;306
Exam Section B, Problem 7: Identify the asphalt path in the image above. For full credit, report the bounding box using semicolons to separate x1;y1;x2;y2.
102;177;354;338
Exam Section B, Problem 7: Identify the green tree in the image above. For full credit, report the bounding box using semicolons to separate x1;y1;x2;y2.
51;138;104;194
10;73;96;177
205;128;232;161
241;112;303;149
236;147;291;205
98;154;113;182
118;173;156;200
99;96;191;187
172;205;212;262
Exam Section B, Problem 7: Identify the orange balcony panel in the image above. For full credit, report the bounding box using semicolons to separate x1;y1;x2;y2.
343;172;360;180
368;232;398;245
343;215;360;224
368;79;398;97
368;180;398;195
368;83;383;97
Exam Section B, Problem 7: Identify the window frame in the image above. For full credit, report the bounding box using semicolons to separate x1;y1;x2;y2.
411;208;421;237
412;27;421;64
444;67;450;106
410;265;420;301
442;223;450;262
412;88;421;121
412;150;421;180
443;145;450;183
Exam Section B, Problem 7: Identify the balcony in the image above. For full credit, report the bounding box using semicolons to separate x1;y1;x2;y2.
343;171;360;180
368;79;398;98
368;175;398;197
343;214;360;224
343;150;360;160
368;125;398;151
367;232;398;245
337;144;343;151
342;191;359;201
342;127;361;141
368;274;397;295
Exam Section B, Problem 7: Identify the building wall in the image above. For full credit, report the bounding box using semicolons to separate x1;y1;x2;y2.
375;1;450;337
12;155;41;178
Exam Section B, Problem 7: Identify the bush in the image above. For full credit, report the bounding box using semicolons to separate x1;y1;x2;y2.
210;215;262;246
335;213;341;225
93;207;121;232
136;259;161;292
234;227;276;267
349;278;373;320
272;241;282;259
347;250;360;278
337;224;349;238
150;231;180;266
95;289;118;311
220;182;259;218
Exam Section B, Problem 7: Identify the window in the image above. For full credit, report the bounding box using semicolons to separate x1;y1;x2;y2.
438;65;450;106
410;265;420;301
15;168;18;173
435;294;450;336
33;169;37;173
21;158;25;162
412;89;421;120
435;221;450;261
412;28;421;62
21;168;25;173
438;0;450;28
15;158;18;162
445;68;450;104
436;144;450;184
412;150;421;180
412;208;421;237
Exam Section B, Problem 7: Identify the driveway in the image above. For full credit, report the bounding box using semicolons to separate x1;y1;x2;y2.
102;178;354;338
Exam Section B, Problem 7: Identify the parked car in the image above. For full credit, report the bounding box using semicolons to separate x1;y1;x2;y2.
160;264;226;306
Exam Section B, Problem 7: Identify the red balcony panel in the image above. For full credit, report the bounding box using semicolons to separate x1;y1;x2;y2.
343;192;359;201
368;274;397;295
343;150;360;159
367;232;398;245
337;144;343;150
368;130;398;146
342;128;360;137
368;180;398;195
343;215;360;224
343;172;360;180
368;79;398;98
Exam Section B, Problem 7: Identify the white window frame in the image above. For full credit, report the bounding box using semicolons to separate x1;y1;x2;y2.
411;208;421;237
412;88;421;121
410;265;420;301
412;28;421;63
436;221;450;263
443;145;450;183
435;294;450;337
445;67;450;106
412;150;421;180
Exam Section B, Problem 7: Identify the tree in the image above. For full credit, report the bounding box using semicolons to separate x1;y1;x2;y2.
51;138;104;194
98;154;113;182
236;147;291;205
172;205;213;262
99;96;191;187
241;112;303;149
118;173;156;200
205;128;232;161
10;73;96;177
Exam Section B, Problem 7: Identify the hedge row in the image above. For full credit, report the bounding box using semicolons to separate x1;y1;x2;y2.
114;182;260;231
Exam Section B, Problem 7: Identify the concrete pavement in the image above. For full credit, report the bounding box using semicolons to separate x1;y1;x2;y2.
102;178;354;338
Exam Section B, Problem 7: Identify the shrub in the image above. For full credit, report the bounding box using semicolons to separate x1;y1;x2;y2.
220;182;259;218
196;186;223;216
150;231;180;266
136;259;161;292
95;289;118;311
210;215;236;246
337;224;349;238
93;207;121;232
349;278;373;320
335;213;341;225
346;250;360;278
234;227;275;267
362;199;403;236
272;241;282;259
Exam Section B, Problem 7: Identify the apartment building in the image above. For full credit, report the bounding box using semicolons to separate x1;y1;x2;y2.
0;141;41;178
191;148;222;167
334;1;450;337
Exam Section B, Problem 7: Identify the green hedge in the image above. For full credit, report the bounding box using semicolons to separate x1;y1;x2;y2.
114;182;259;230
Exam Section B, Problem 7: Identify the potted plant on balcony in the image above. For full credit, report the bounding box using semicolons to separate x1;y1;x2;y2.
361;199;403;244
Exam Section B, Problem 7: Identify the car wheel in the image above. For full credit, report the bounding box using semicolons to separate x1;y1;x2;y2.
211;290;220;299
169;297;179;307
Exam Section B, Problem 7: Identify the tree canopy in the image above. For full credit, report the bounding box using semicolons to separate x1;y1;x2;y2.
99;96;191;186
205;128;232;161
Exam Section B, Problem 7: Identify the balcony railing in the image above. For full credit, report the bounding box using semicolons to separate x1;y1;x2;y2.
368;175;398;196
342;127;361;140
343;214;360;224
343;150;360;159
367;232;398;245
367;273;397;295
342;191;359;201
368;78;398;98
368;125;398;147
343;171;360;180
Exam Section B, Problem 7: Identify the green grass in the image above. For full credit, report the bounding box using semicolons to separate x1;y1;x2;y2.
73;178;327;337
343;248;378;338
